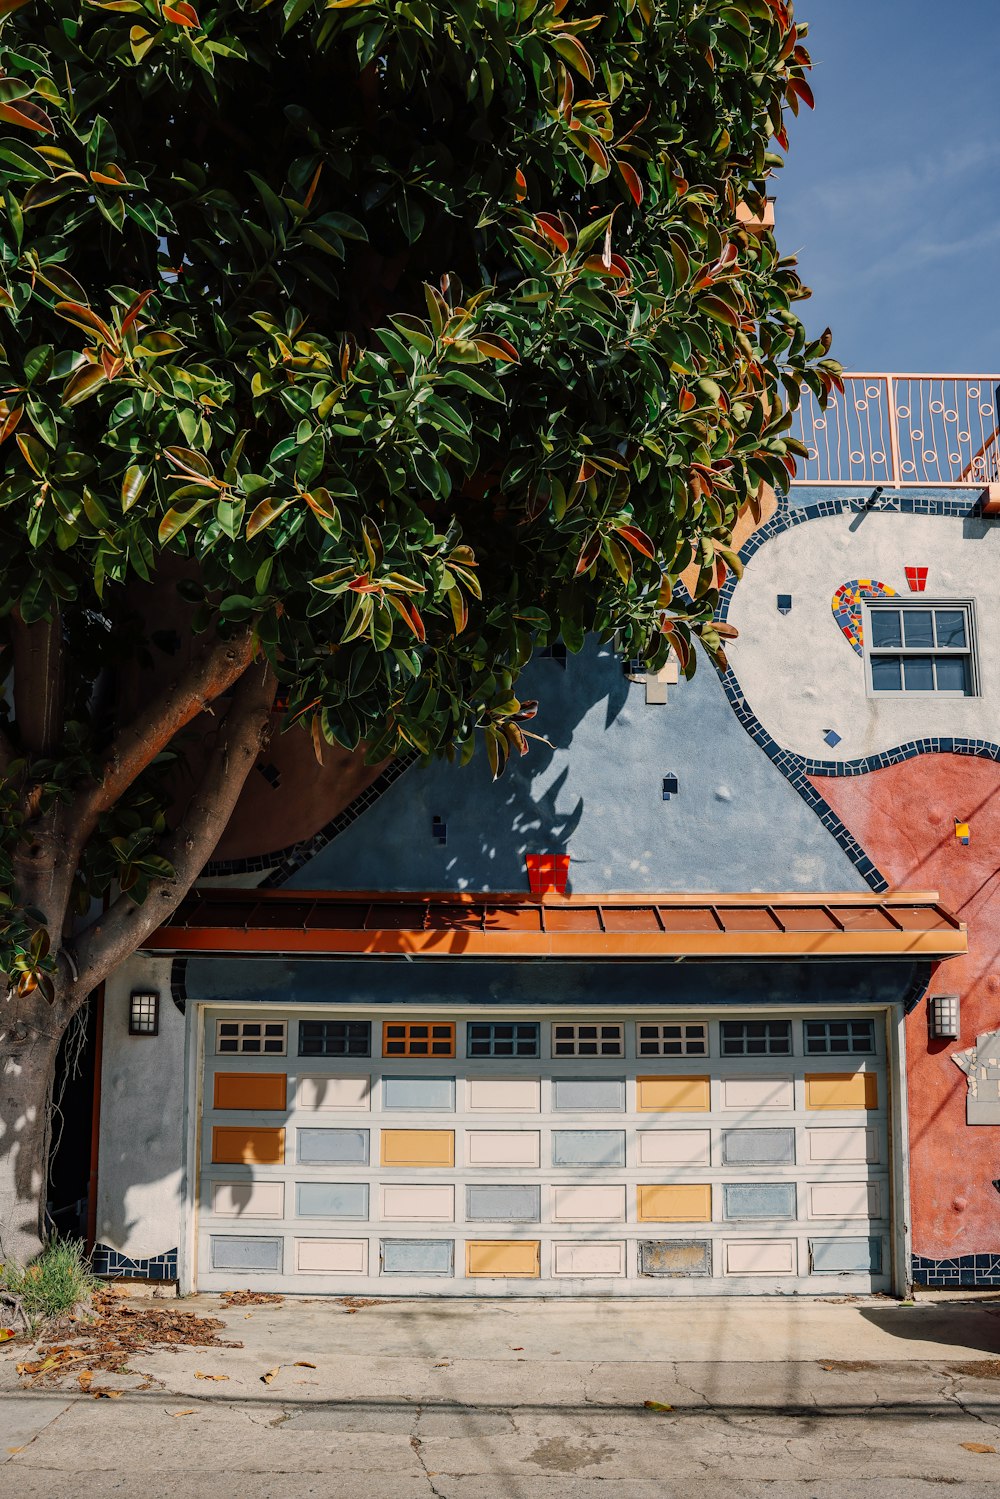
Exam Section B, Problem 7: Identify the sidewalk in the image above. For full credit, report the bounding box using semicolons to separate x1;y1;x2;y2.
4;1293;1000;1497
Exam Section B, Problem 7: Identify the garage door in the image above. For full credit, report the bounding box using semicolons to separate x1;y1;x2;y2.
196;1008;893;1294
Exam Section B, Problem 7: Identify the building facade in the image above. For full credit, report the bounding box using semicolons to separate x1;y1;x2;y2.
92;372;1000;1296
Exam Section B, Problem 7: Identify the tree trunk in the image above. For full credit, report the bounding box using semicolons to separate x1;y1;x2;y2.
0;999;65;1267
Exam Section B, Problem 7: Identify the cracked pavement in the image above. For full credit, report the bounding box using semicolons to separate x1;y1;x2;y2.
4;1293;1000;1497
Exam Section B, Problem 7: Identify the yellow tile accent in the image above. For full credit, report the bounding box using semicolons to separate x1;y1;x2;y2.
380;1129;455;1168
466;1240;540;1278
805;1072;878;1111
636;1075;711;1112
211;1126;285;1165
637;1183;712;1222
213;1072;286;1112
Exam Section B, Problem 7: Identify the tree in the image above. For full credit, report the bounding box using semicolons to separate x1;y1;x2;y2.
0;0;836;1263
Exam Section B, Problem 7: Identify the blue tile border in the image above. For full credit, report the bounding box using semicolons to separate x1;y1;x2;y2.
92;1244;178;1281
713;489;999;893
912;1252;1000;1289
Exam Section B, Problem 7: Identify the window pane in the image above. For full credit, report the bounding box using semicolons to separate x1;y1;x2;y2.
935;656;969;693
903;656;934;691
902;610;934;648
871;657;902;692
869;610;901;648
934;609;966;648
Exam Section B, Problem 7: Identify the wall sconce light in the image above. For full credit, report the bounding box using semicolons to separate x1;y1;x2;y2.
777;594;793;615
129;991;160;1036
929;994;960;1041
662;773;679;800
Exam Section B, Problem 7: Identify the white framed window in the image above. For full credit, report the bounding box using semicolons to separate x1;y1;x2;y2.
636;1023;708;1057
720;1020;791;1057
551;1023;624;1057
804;1019;876;1055
216;1019;287;1055
865;601;977;697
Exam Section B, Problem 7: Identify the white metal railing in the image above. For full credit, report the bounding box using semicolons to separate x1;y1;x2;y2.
790;373;1000;488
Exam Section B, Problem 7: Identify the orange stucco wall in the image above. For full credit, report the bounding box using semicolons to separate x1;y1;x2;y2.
812;755;1000;1259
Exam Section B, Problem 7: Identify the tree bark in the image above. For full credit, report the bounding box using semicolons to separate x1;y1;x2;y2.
0;1000;64;1267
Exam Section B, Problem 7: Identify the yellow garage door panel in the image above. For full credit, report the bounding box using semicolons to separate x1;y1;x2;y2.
637;1183;712;1222
466;1240;540;1278
636;1076;711;1112
213;1072;286;1112
805;1073;878;1111
211;1126;285;1166
381;1129;455;1168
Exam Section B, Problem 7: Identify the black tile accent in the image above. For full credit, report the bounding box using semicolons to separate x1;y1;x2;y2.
912;1252;1000;1288
92;1244;178;1281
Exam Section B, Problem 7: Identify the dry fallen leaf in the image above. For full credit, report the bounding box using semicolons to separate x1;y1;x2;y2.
261;1367;281;1385
434;1362;449;1368
644;1401;674;1413
7;1448;23;1455
92;1389;123;1399
194;1372;229;1382
510;1347;524;1352
293;1361;316;1369
961;1443;996;1454
77;1370;93;1392
168;1410;195;1418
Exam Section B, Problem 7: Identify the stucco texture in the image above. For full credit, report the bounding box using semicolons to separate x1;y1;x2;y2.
285;639;867;895
814;755;1000;1259
726;510;1000;762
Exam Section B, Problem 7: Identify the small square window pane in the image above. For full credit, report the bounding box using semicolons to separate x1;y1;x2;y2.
871;657;902;692
934;656;969;694
934;610;967;648
903;656;934;691
902;610;934;648
870;610;901;648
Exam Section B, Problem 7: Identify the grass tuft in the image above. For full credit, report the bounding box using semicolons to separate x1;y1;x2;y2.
1;1238;98;1324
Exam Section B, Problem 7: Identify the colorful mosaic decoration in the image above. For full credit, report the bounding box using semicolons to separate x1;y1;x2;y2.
831;579;897;655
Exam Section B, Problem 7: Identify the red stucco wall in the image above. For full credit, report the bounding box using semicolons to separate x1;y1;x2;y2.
812;755;1000;1259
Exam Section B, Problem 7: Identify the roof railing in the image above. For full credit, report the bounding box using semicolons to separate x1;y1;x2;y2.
789;373;1000;489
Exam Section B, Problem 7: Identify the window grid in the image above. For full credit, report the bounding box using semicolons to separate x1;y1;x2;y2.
298;1020;371;1058
216;1020;287;1055
866;602;975;697
720;1020;792;1057
551;1023;624;1057
467;1023;540;1058
636;1023;708;1057
382;1022;455;1058
804;1019;876;1055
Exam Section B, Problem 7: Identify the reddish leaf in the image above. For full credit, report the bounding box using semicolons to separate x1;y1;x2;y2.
617;160;643;206
246;496;296;538
533;213;569;254
90;164;129;186
661;624;690;672
678;388;696;413
472;334;520;363
514;167;527;202
54;301;114;343
700;295;739;327
386;593;425;642
616;523;655;560
551;34;595;81
0;403;24;443
162;0;199;23
61;364;107;407
577;131;609;175
577;459;596;483
582;254;626;278
574;533;601;575
0;100;53;133
119;288;155;336
787;75;815;110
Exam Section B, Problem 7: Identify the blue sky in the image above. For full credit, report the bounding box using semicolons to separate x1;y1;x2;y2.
776;0;1000;374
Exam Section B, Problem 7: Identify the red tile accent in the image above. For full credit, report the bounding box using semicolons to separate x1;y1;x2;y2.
905;565;928;592
525;853;570;894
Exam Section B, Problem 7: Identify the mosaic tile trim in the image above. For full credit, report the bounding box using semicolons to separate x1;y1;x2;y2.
92;1244;178;1281
713;488;995;894
170;957;188;1017
912;1252;1000;1289
202;753;416;882
831;578;896;655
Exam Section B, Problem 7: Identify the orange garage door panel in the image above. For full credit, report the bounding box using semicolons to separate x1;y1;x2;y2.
213;1073;287;1111
466;1240;540;1278
212;1126;285;1165
381;1130;455;1168
805;1073;878;1111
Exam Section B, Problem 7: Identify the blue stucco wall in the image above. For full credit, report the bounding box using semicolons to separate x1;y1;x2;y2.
182;955;925;1011
284;639;868;895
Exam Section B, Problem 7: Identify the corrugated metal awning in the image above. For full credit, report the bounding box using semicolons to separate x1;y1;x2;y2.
141;889;967;961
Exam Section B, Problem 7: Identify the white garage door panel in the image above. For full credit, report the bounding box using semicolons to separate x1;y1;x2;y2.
197;1008;893;1296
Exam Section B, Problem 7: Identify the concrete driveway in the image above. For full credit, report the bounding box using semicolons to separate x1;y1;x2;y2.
4;1293;1000;1497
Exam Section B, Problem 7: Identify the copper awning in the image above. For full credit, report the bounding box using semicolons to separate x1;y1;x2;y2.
142;889;967;961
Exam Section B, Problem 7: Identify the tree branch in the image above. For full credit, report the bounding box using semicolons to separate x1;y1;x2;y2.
70;656;277;1000
62;626;258;875
12;610;64;756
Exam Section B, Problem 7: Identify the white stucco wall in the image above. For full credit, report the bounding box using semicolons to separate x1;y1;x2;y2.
727;511;1000;761
96;955;186;1259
